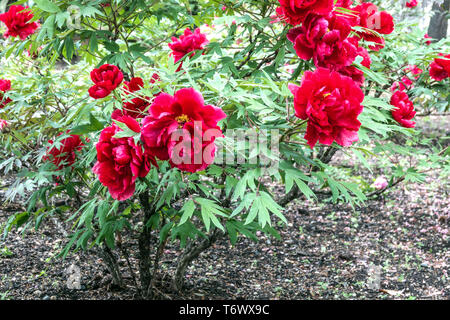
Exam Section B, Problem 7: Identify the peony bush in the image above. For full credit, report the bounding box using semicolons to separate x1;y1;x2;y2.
0;0;449;298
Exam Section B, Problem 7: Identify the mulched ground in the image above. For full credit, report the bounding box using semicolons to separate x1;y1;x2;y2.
0;118;448;300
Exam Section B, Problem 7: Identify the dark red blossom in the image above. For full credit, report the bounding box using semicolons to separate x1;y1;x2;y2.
44;132;86;170
288;13;358;71
0;79;12;108
275;0;334;26
93;116;156;201
124;77;144;93
287;14;329;61
289;68;364;148
0;5;39;40
112;75;161;120
141;88;226;173
337;38;370;86
88;64;124;99
337;66;365;86
429;54;450;81
390;91;416;128
424;34;432;45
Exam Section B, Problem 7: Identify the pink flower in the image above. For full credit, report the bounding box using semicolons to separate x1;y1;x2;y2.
141;88;226;173
372;176;388;189
424;34;432;45
406;0;418;8
0;5;39;40
168;28;209;70
404;65;423;79
289;68;364;148
0;119;8;131
390;76;414;92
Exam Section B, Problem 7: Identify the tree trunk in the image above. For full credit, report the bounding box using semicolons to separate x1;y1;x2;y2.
98;246;124;288
138;192;155;298
173;229;224;292
427;0;450;40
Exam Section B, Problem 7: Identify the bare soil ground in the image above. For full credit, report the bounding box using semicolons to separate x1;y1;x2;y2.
0;117;448;300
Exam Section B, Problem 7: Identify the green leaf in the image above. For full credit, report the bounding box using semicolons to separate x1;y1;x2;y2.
196;198;226;232
35;0;61;13
179;200;196;225
160;222;174;244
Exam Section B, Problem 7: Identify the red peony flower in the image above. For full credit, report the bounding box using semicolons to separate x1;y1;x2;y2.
348;37;372;69
288;13;357;71
404;64;423;79
88;64;124;99
338;65;365;86
114;77;149;119
429;54;450;81
112;75;161;120
287;14;329;61
168;28;209;70
390;65;424;92
88;85;112;99
0;79;12;108
406;0;418;8
335;0;353;8
314;16;356;70
424;34;432;45
0;5;39;40
93;116;156;201
150;73;161;84
354;3;394;35
141;88;226;173
123;77;144;93
275;0;334;26
44;131;86;170
289;68;364;148
390;76;414;92
112;96;151;121
0;79;11;92
390;90;416;128
351;2;394;51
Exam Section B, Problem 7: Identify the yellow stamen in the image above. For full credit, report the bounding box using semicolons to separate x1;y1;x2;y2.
176;114;190;128
176;114;190;124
